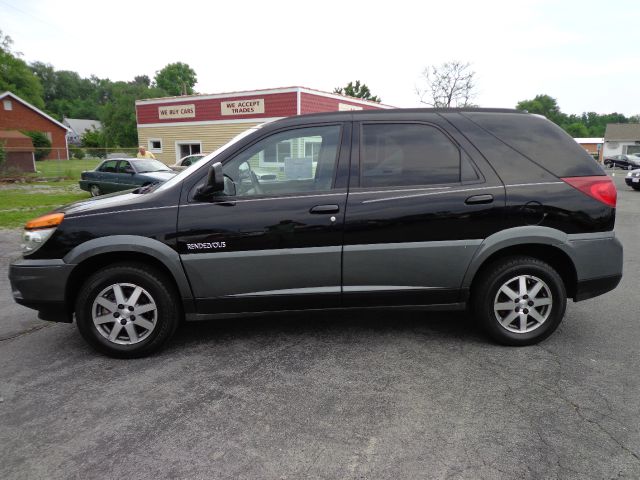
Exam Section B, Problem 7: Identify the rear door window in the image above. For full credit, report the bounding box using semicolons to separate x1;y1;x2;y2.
117;161;134;173
99;160;118;173
360;123;463;187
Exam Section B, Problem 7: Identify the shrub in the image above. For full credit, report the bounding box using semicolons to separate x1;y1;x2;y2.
0;141;5;170
23;131;52;161
70;145;85;159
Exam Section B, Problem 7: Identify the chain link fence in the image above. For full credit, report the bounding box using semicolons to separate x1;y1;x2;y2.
0;146;140;180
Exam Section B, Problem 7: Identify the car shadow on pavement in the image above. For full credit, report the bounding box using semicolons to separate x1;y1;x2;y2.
167;309;488;351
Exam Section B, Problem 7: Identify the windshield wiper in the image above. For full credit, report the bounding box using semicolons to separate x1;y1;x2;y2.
132;182;160;194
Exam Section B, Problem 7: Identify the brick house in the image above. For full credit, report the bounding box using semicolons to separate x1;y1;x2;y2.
0;91;69;160
574;137;603;162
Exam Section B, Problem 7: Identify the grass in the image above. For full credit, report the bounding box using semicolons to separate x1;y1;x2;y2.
0;159;99;229
33;158;102;179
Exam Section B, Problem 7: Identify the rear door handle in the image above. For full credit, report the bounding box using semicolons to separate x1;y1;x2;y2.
465;194;494;205
310;204;340;214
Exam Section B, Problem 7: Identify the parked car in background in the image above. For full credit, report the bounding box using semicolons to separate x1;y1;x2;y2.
603;154;640;169
625;169;640;190
171;154;206;171
79;158;177;196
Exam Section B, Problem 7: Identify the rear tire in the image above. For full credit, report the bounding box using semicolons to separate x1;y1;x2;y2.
75;263;180;358
632;185;640;191
472;256;566;346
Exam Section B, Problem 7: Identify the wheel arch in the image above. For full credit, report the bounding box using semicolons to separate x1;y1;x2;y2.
64;236;194;315
463;227;578;300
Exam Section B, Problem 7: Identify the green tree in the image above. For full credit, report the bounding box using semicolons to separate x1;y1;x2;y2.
564;122;589;138
516;94;566;124
154;62;197;96
100;80;166;147
81;128;107;158
0;31;45;108
23;131;52;161
333;80;381;102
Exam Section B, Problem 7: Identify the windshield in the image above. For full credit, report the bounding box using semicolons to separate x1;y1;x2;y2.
154;126;262;193
132;159;172;172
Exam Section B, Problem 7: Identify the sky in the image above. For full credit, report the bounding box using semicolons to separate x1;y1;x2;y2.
2;0;639;115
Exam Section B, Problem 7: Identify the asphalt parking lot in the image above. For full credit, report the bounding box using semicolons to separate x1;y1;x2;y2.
0;172;639;480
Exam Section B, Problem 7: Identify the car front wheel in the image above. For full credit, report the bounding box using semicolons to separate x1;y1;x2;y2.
89;184;101;197
75;263;180;358
472;256;567;346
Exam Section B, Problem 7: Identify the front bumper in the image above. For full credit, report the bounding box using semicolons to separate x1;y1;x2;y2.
625;177;640;187
9;259;75;322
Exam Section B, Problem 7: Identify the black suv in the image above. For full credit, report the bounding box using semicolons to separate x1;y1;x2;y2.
9;109;623;357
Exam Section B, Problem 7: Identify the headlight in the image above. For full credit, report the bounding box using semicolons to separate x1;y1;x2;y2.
22;213;64;255
22;228;57;254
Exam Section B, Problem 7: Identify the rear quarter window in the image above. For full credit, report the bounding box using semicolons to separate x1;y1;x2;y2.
463;112;604;178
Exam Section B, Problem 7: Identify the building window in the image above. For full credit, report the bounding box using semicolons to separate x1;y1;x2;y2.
3;100;12;111
176;141;201;161
148;139;162;153
304;138;322;161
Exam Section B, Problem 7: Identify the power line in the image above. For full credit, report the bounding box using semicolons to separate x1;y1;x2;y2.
0;0;58;29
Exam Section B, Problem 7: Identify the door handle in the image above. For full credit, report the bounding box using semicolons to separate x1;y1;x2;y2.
310;204;340;214
465;194;494;205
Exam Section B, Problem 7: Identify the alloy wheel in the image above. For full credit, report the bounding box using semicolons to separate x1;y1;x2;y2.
91;283;157;345
493;274;553;334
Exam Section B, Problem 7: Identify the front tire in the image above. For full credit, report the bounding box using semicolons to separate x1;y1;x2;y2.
75;263;180;358
89;184;101;197
472;256;567;346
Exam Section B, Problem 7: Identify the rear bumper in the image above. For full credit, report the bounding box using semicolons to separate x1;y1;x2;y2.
574;274;622;302
567;233;623;301
9;259;74;322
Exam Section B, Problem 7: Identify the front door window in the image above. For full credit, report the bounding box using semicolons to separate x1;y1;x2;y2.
222;125;341;197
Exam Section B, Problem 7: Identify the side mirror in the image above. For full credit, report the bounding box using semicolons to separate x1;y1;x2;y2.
196;162;225;198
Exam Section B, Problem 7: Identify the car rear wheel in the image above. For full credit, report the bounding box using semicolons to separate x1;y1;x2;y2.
89;184;101;197
472;256;567;346
632;185;640;191
75;263;180;358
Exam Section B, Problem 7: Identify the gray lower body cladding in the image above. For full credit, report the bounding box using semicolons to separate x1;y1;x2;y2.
565;232;623;301
9;259;74;322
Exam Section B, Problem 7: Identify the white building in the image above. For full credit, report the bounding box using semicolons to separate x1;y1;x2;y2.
603;124;640;158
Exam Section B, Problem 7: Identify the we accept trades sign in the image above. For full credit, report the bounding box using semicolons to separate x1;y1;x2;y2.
221;98;265;115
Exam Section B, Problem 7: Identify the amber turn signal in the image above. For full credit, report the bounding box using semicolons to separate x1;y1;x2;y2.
25;212;65;230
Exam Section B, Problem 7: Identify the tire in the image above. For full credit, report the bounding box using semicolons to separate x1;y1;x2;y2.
75;263;180;358
89;184;101;197
632;185;640;191
472;256;567;346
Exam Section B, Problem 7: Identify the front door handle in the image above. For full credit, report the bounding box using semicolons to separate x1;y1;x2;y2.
465;194;494;205
310;204;340;214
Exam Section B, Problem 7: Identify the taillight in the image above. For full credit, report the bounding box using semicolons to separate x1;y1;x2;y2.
561;176;617;208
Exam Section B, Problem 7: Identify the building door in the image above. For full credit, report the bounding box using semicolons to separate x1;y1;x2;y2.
177;123;351;314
